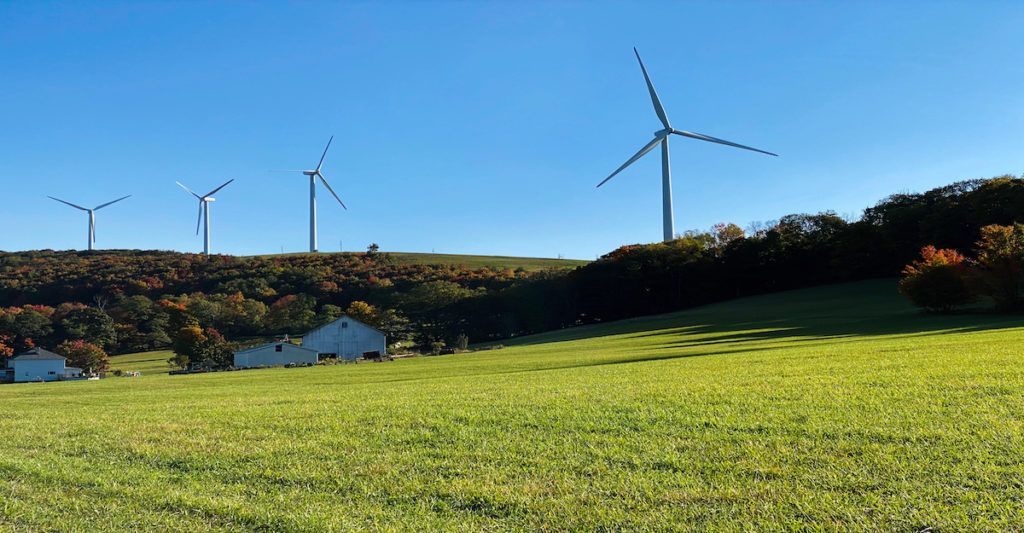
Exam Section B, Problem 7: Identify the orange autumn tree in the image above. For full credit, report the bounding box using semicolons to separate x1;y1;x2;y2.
899;246;975;313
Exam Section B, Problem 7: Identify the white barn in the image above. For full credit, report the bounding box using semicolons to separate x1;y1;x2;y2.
6;348;83;383
233;342;319;369
302;315;386;360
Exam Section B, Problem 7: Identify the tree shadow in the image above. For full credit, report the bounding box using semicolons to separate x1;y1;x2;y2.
499;279;1023;352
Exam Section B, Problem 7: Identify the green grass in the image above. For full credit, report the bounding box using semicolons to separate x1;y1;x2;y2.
249;250;587;271
2;279;1024;530
109;350;175;375
383;251;587;270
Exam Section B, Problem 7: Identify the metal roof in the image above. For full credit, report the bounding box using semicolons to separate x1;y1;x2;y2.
233;342;320;355
11;348;66;361
302;314;386;338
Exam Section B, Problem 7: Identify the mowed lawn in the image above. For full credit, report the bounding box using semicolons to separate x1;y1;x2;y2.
109;350;175;375
250;251;587;271
2;280;1023;530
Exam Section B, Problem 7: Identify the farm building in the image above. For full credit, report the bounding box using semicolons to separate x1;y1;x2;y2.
3;348;83;383
233;342;319;369
302;315;386;360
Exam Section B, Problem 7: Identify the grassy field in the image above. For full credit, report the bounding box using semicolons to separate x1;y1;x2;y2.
251;251;587;271
109;350;175;375
2;279;1024;530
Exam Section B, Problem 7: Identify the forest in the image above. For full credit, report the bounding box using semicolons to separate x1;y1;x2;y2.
1;175;1021;360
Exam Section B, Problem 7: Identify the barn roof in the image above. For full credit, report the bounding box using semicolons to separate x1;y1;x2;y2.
11;348;66;361
233;342;320;355
303;314;385;338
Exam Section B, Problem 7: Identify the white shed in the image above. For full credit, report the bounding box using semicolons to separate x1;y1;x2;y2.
8;348;78;383
301;315;386;360
233;342;320;369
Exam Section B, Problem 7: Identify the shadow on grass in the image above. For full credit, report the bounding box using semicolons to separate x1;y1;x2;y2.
338;280;1023;387
498;279;1023;352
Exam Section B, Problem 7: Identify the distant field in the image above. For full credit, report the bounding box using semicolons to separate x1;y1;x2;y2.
2;280;1024;530
251;250;588;270
109;350;174;375
384;252;587;270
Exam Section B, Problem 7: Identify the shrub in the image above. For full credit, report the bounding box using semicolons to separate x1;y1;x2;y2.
899;246;975;313
455;333;469;351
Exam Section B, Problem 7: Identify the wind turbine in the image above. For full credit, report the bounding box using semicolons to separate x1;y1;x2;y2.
48;195;131;251
280;136;347;253
597;48;778;242
177;179;234;255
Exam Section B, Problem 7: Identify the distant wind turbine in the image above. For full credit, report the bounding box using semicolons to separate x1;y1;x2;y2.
177;179;234;255
597;48;778;242
279;136;347;253
48;195;131;251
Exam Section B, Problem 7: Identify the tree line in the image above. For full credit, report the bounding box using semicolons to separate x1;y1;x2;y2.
449;176;1024;341
1;175;1021;363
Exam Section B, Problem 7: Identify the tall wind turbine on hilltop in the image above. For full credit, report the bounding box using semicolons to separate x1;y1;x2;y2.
280;136;347;253
177;179;234;255
48;195;131;251
597;48;778;242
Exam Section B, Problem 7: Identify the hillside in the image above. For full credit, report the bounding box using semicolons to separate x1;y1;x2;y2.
7;280;1024;530
250;251;587;271
380;252;586;270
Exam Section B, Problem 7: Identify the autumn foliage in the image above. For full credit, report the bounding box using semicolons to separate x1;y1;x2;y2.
898;246;974;313
55;339;109;372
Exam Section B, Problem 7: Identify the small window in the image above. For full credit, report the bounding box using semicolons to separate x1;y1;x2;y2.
275;344;283;352
342;322;348;328
48;371;56;375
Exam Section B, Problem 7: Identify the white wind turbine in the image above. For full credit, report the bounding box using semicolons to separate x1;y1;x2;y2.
48;195;131;251
597;48;778;242
177;179;234;255
280;136;347;253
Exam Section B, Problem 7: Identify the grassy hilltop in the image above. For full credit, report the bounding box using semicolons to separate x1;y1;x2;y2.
3;279;1024;530
248;250;588;271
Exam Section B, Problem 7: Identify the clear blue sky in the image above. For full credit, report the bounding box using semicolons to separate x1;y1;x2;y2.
3;1;1023;259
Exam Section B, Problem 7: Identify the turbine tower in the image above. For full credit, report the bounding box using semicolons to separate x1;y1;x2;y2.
177;179;234;255
48;195;131;251
597;48;778;242
281;136;347;253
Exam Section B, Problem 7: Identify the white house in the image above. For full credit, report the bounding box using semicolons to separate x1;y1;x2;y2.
6;348;83;383
302;315;386;360
233;342;320;369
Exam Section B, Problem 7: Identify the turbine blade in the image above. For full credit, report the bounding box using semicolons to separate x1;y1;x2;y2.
91;218;96;242
634;48;671;129
48;196;88;211
316;135;334;172
177;181;202;199
196;202;203;236
93;194;130;210
317;172;347;209
269;169;307;173
671;130;774;155
203;178;234;198
596;136;662;188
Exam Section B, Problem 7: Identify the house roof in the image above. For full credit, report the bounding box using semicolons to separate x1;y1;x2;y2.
11;348;66;361
303;314;386;338
233;342;320;355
